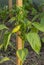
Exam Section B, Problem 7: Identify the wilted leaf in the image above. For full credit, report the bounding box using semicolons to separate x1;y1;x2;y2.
12;25;21;33
26;32;41;54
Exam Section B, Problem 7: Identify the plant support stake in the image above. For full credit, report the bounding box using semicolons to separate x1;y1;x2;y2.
8;0;12;17
16;0;23;65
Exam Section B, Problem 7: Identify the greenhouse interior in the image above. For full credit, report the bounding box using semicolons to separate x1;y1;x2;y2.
0;0;44;65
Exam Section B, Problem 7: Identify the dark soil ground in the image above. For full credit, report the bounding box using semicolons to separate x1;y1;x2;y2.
0;43;44;65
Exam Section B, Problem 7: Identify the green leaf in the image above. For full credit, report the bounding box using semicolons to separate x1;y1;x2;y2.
40;17;44;25
0;57;10;64
32;22;44;32
32;8;37;15
0;24;8;30
8;17;16;23
17;48;28;62
41;37;44;43
26;32;41;54
28;0;32;4
3;32;11;51
0;44;3;50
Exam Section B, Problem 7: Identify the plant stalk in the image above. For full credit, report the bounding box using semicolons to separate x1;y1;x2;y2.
8;0;12;17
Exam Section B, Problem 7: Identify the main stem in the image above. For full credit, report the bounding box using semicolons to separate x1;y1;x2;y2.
16;0;23;65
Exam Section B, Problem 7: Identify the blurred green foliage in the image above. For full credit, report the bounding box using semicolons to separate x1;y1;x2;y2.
0;0;16;8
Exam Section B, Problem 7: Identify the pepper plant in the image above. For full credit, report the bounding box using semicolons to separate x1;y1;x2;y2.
0;1;44;65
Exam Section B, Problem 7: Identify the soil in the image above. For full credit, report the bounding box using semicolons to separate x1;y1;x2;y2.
0;43;44;65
